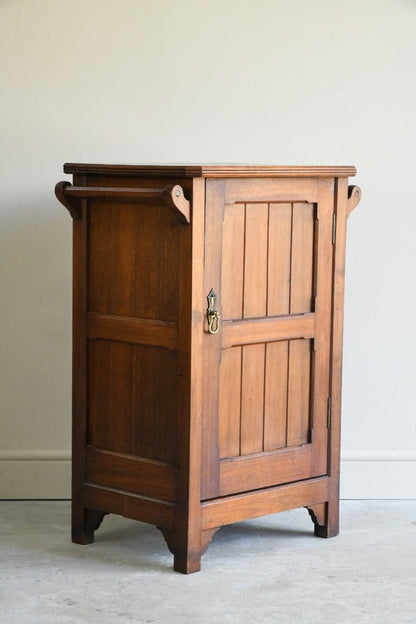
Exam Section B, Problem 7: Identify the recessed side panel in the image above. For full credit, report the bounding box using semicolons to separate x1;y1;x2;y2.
88;340;179;464
88;201;181;321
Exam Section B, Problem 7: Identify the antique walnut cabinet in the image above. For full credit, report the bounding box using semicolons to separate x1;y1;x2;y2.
56;163;360;573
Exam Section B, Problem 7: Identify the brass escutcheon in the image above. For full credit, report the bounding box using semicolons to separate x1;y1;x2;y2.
207;288;221;334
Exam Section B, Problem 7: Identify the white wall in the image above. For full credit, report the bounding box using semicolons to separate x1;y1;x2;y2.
1;0;415;499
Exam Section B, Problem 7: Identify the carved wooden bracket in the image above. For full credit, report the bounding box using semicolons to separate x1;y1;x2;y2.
346;185;361;218
306;504;328;538
157;526;219;557
55;181;191;224
162;184;191;224
55;181;82;220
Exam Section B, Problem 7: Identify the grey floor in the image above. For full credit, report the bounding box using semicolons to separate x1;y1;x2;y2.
0;501;415;624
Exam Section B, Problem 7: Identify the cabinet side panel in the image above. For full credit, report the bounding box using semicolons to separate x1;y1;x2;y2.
89;201;180;322
88;340;134;454
88;341;179;464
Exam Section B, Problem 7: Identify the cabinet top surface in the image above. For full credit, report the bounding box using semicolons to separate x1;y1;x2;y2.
63;163;357;178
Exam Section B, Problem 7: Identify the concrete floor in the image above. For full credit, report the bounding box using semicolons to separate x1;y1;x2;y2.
0;501;415;624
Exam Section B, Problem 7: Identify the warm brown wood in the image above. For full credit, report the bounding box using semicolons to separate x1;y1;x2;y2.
88;313;178;350
55;181;82;220
267;203;291;315
286;339;312;447
58;163;359;572
263;341;288;450
64;163;357;178
221;204;245;319
347;185;362;218
219;445;314;496
243;203;268;318
218;347;242;459
289;202;315;314
221;314;315;348
56;181;191;224
240;343;265;455
85;447;177;501
170;176;204;573
83;483;175;529
202;477;330;530
200;179;225;500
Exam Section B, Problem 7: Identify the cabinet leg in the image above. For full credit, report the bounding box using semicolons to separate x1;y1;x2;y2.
307;500;339;538
158;527;219;574
72;505;107;545
173;551;201;574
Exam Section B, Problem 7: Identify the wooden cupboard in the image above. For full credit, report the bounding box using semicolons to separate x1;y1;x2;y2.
56;164;360;573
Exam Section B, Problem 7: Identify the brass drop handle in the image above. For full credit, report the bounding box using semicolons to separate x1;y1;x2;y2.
207;288;221;335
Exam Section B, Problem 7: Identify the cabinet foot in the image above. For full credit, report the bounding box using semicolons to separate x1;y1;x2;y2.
306;501;339;538
72;507;108;545
158;527;219;573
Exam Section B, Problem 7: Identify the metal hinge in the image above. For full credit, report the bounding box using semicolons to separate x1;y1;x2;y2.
332;213;336;245
327;397;332;428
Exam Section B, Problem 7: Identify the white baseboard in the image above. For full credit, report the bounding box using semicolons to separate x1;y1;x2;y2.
0;450;71;499
340;450;416;499
1;449;415;499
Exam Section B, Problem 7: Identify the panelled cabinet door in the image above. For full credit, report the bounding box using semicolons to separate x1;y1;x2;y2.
201;177;334;500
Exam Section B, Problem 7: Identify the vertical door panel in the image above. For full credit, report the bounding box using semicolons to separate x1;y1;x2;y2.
267;204;292;316
264;341;289;451
286;339;312;447
290;203;315;314
221;204;244;320
243;204;268;318
218;346;242;459
240;343;265;455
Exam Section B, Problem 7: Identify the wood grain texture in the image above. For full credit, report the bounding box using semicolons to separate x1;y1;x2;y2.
88;341;179;463
64;163;356;178
200;179;225;500
218;347;242;459
267;203;292;316
286;339;312;447
85;447;177;501
290;203;315;314
56;182;191;224
202;477;330;530
88;201;180;321
83;483;175;529
88;313;178;350
221;204;244;320
309;180;335;477
219;444;313;496
240;343;265;455
222;314;315;348
264;341;289;451
243;203;268;318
